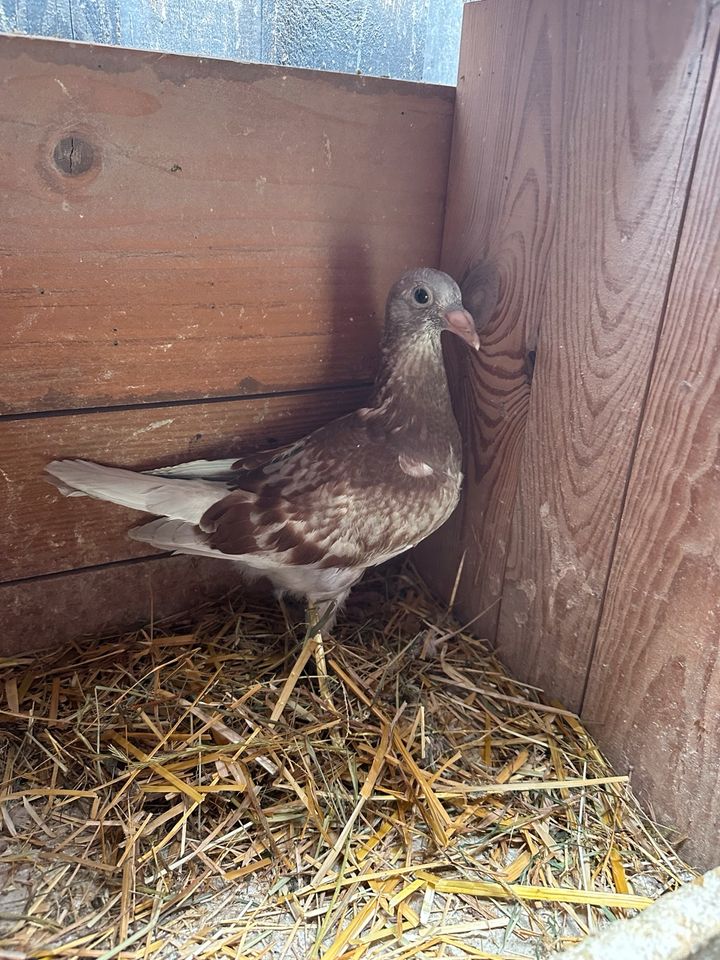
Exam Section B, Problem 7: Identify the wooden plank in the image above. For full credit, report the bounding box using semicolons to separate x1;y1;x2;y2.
262;0;429;82
583;27;720;872
0;0;73;39
0;35;452;414
422;0;464;85
2;385;368;582
69;0;122;45
117;0;261;61
415;0;582;631
418;1;717;705
1;0;462;85
495;0;719;709
0;554;253;656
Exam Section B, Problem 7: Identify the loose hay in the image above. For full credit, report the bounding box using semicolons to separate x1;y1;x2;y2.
0;566;695;959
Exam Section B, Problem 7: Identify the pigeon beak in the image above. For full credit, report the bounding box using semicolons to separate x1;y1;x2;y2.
443;307;480;350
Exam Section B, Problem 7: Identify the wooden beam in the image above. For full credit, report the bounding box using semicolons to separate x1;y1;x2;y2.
583;20;720;872
0;35;453;414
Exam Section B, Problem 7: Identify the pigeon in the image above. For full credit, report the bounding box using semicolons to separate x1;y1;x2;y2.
46;267;478;660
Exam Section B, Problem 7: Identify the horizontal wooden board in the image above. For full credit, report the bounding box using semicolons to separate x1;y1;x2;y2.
583;21;720;872
0;554;255;656
2;385;368;582
0;35;453;414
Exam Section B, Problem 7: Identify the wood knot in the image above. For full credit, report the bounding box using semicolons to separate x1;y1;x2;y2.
52;135;96;176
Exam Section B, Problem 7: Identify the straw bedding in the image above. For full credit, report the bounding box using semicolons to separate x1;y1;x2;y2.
0;565;694;959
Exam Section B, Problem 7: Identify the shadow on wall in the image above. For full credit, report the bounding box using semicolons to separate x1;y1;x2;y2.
0;0;466;85
327;234;377;392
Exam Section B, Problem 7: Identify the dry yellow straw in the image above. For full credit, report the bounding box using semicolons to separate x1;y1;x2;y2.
0;564;694;960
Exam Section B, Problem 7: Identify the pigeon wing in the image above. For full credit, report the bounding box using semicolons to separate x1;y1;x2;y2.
196;411;458;570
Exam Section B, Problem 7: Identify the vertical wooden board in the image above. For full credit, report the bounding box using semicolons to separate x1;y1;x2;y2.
418;0;716;701
417;0;588;633
0;36;453;414
495;0;718;709
583;30;720;871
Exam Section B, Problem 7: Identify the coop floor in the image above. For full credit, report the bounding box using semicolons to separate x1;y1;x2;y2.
0;566;694;960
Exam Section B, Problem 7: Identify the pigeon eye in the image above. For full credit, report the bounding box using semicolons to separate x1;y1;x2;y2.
413;287;430;305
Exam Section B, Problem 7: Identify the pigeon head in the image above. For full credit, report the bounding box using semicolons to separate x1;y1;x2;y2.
384;267;479;352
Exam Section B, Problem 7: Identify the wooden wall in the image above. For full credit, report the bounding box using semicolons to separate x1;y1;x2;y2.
0;35;454;650
417;0;720;869
0;0;466;86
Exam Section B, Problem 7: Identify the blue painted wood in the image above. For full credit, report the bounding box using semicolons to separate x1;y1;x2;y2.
0;0;73;39
0;0;263;55
71;0;120;43
423;0;464;84
0;0;462;84
119;0;261;61
262;0;430;81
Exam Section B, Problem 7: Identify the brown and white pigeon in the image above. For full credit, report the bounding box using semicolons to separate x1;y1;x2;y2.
46;267;478;632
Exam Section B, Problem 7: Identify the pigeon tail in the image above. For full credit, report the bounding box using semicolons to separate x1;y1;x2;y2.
129;518;273;592
144;458;239;481
45;459;227;524
129;517;220;555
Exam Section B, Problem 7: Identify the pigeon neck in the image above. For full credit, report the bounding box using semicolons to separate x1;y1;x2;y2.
371;332;459;437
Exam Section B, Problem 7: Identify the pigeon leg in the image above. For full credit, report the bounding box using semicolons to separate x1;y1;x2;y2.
307;600;333;708
275;592;294;636
269;601;336;724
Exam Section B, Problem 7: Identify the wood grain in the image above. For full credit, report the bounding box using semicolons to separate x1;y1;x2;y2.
495;0;719;709
262;0;429;82
418;1;718;705
0;554;253;656
0;35;452;414
72;0;262;57
583;27;720;872
0;0;72;39
2;386;368;581
416;0;581;632
0;0;463;86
